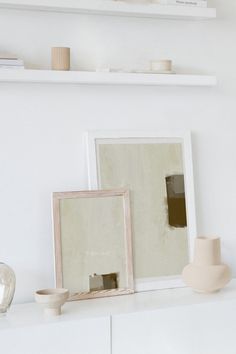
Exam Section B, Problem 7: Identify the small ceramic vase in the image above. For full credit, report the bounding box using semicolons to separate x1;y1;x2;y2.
0;262;16;316
150;60;172;72
51;47;70;71
182;237;231;293
35;288;69;317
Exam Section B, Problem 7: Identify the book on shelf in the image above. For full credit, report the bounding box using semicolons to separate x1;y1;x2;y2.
0;59;24;66
0;56;24;69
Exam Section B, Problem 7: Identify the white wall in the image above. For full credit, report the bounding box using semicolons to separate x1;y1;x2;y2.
0;0;236;303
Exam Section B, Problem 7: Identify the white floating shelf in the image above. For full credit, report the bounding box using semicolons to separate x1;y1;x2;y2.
0;0;216;20
0;70;217;86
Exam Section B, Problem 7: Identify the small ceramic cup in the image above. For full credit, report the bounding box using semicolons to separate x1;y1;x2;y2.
51;47;70;71
150;59;172;72
35;288;69;316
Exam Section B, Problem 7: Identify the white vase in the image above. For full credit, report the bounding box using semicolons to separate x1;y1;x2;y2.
182;237;231;293
0;263;16;316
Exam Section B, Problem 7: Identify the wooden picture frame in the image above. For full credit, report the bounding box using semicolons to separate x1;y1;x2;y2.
53;189;134;300
86;131;197;292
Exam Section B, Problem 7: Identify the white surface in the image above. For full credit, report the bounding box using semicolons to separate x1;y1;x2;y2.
1;282;236;354
0;0;216;20
86;131;197;291
0;69;216;86
112;299;236;354
1;1;236;304
1;280;236;330
0;317;110;354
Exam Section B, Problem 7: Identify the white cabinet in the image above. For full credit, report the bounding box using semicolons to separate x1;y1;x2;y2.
0;317;110;354
1;282;236;354
112;300;236;354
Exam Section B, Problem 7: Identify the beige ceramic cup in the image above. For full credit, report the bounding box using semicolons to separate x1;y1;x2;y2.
35;288;69;316
51;47;70;71
150;60;172;72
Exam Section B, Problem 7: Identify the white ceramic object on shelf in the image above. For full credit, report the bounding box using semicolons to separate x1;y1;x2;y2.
0;263;16;316
182;237;231;293
35;288;69;316
150;59;172;73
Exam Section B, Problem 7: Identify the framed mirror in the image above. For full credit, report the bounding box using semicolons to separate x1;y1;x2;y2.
86;131;197;292
53;189;134;300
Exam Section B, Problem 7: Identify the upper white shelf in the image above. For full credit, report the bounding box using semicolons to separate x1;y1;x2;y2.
0;69;217;86
0;0;216;20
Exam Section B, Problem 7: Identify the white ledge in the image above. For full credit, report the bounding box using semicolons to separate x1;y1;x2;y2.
0;280;236;331
0;70;217;86
0;0;216;20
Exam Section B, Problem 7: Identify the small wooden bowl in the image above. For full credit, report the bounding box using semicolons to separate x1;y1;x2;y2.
35;288;69;316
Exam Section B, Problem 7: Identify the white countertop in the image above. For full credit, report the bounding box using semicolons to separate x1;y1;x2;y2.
1;279;236;331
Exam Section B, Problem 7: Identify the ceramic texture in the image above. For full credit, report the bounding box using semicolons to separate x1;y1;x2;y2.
51;47;70;71
182;237;231;293
35;288;69;316
0;263;16;316
150;60;172;72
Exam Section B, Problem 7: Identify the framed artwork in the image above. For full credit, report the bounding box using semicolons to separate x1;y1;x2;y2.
53;189;134;300
86;131;197;291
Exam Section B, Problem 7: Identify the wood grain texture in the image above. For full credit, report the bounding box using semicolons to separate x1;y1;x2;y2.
53;196;63;287
69;288;134;301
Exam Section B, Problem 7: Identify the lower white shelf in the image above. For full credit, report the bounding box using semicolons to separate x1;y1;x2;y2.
0;69;216;86
0;281;236;354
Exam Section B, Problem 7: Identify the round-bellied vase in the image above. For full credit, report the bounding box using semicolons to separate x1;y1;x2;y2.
182;237;231;293
0;262;16;316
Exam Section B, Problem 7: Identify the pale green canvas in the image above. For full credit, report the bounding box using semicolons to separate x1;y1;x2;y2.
59;196;127;293
97;142;188;279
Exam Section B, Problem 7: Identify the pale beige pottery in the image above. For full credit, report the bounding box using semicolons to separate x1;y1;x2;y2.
51;47;70;71
150;60;172;72
35;288;69;316
182;237;231;293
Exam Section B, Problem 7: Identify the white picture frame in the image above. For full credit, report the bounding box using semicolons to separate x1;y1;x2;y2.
86;131;197;292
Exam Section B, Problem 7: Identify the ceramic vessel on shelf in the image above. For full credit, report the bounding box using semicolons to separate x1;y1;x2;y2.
51;47;70;71
35;288;69;317
150;59;173;73
182;237;231;293
0;262;16;316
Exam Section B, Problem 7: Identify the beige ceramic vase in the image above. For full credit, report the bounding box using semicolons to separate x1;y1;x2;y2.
35;288;69;316
182;237;231;293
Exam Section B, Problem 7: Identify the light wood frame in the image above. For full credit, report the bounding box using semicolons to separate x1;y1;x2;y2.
86;130;197;292
53;189;134;301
